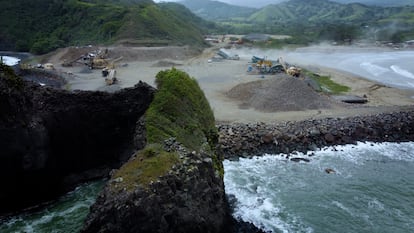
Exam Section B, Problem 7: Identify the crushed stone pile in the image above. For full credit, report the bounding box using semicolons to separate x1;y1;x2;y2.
227;75;341;112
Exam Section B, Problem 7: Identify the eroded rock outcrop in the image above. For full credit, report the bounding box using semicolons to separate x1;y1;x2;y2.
82;69;229;233
0;64;155;214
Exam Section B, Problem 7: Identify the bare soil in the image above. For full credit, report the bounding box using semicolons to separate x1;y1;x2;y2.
37;44;414;123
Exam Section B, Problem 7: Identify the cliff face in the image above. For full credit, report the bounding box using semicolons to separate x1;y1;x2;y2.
82;69;229;233
83;140;227;233
0;64;155;214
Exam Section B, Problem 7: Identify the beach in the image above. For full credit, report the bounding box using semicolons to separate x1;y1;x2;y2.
42;45;414;123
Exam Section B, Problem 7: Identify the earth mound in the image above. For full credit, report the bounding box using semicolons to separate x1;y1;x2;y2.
227;76;341;112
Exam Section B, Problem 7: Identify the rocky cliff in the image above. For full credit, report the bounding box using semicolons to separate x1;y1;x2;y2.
0;63;155;214
82;68;229;233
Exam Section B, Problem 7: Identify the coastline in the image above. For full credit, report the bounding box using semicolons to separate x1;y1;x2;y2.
37;45;414;124
218;108;414;159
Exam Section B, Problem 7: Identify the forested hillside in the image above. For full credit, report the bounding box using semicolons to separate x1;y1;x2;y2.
0;0;214;54
180;0;256;21
182;0;414;44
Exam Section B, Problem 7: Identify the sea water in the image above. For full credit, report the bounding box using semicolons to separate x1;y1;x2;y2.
224;142;414;233
232;47;414;90
1;56;20;66
0;181;105;233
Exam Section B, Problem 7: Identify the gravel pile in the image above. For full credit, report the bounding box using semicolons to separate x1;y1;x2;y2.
227;75;339;112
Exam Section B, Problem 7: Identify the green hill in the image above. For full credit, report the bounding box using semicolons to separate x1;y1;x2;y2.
185;0;414;43
0;0;213;54
179;0;256;21
249;0;413;24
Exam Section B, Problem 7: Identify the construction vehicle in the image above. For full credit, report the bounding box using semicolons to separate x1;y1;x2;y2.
217;49;240;60
278;57;301;77
101;56;123;85
247;56;284;74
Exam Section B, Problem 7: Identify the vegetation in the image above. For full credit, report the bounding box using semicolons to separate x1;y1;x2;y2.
180;0;256;21
305;70;350;94
182;0;414;45
0;63;23;89
112;144;179;192
146;68;216;152
111;69;222;191
0;0;214;54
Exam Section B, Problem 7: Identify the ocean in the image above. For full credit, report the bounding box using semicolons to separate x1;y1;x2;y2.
224;142;414;233
1;55;20;66
234;46;414;91
1;48;414;232
0;181;105;233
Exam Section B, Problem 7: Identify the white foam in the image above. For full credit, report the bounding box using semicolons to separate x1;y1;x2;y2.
360;62;389;76
391;65;414;80
224;141;414;232
1;56;20;66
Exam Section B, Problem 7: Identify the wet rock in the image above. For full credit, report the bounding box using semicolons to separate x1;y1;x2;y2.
290;157;310;163
0;76;155;214
261;133;274;144
324;133;335;143
218;108;414;159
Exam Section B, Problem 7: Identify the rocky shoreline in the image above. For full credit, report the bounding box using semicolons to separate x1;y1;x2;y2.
0;64;155;215
218;108;414;159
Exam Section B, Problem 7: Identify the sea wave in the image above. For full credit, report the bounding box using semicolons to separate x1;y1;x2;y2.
360;62;389;76
1;56;20;66
224;141;414;233
391;65;414;80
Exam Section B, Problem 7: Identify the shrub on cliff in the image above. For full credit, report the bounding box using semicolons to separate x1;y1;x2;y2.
146;68;217;151
111;68;222;191
0;63;23;89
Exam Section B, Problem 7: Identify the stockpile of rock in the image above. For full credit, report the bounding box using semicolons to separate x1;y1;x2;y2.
218;109;414;159
226;77;341;112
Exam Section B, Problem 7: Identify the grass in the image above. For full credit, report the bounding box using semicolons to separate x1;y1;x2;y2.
145;68;216;151
305;70;350;94
111;68;223;192
111;144;179;192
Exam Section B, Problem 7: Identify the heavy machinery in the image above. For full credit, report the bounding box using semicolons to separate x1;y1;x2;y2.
278;57;301;77
101;56;123;85
247;56;284;74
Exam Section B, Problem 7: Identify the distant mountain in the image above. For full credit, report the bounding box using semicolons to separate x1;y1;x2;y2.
179;0;256;21
0;0;213;54
332;0;414;7
221;0;414;8
248;0;414;25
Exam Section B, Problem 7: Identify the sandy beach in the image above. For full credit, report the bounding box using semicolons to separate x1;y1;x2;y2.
43;45;414;123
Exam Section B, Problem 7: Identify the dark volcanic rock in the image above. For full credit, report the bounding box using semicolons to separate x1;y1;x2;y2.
218;109;414;159
82;142;228;233
0;69;155;215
